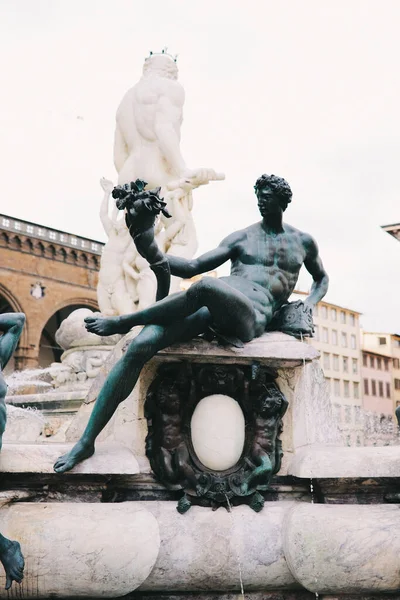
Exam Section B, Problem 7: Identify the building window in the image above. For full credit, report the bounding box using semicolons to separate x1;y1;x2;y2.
323;352;330;369
91;243;98;251
384;358;389;371
49;231;57;240
378;381;384;397
352;358;358;374
343;356;348;372
371;379;377;396
340;311;346;324
394;379;400;390
394;358;400;369
2;218;10;227
350;335;356;349
378;336;386;345
350;313;355;326
369;356;375;368
364;379;369;395
14;221;21;230
322;328;329;343
38;228;45;236
321;306;327;319
334;379;341;396
363;354;367;367
60;234;66;242
341;332;347;347
314;325;319;341
81;240;86;248
376;357;382;370
70;238;77;246
353;382;360;399
386;383;391;398
332;330;338;345
325;378;331;392
26;225;34;234
344;381;350;398
333;354;339;371
331;308;337;321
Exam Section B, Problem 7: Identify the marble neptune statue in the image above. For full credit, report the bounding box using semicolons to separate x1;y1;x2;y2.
103;50;224;310
54;174;329;473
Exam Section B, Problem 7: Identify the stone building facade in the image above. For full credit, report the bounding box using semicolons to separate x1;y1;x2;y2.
362;331;400;414
0;213;102;369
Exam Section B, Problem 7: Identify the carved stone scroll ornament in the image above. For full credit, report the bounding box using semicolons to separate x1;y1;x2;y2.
145;362;288;513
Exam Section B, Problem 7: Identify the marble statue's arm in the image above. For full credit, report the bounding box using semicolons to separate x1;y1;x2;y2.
0;313;25;370
122;259;140;281
99;183;114;237
302;235;329;307
154;96;186;175
113;124;129;173
168;231;241;278
164;194;186;243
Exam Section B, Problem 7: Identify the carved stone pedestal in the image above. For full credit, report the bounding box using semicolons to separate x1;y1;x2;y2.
64;331;341;510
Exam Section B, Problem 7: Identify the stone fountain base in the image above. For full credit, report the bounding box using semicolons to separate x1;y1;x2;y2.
1;332;399;598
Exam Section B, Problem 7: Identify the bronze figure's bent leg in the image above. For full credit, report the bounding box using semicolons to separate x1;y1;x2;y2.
54;308;212;473
85;277;257;343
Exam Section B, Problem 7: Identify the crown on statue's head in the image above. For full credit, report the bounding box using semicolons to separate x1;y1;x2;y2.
146;47;178;63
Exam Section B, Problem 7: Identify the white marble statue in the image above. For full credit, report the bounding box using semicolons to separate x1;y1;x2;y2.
97;178;137;316
111;51;224;304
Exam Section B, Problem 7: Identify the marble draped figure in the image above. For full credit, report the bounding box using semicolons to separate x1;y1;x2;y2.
97;51;224;315
54;173;329;473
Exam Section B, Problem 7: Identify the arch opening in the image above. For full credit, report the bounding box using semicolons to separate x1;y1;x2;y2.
38;304;96;368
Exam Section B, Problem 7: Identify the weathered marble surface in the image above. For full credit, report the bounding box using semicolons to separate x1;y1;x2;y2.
284;504;400;594
3;405;44;442
140;502;297;592
0;502;160;598
280;360;342;452
157;331;319;367
0;442;140;475
1;499;399;596
289;444;400;478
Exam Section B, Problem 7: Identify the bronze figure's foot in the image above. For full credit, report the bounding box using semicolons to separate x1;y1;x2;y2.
53;440;95;473
84;316;121;336
177;494;192;514
0;539;24;590
249;491;265;513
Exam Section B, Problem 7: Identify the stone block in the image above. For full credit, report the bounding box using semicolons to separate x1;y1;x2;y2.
0;502;160;597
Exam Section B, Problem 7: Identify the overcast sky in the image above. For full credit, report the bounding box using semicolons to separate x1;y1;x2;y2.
0;0;399;332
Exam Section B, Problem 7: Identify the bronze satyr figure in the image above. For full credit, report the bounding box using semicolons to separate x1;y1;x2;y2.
54;174;329;473
0;313;25;590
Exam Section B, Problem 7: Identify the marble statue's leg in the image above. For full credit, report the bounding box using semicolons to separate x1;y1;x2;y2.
54;308;212;473
112;279;135;315
97;284;116;316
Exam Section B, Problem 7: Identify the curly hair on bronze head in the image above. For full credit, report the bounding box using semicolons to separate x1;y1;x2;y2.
254;174;293;210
